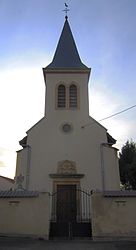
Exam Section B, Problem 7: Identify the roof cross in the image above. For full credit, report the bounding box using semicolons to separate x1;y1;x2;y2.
63;3;70;19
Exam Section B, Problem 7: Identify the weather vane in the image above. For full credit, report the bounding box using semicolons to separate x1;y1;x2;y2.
63;3;70;19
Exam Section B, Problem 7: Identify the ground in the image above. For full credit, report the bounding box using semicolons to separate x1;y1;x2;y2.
0;237;136;250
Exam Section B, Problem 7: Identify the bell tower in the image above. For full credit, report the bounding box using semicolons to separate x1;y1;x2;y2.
43;17;91;122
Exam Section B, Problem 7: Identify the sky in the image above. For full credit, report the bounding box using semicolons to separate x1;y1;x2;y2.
0;0;136;179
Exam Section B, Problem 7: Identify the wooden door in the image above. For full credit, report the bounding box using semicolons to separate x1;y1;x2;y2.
57;185;77;222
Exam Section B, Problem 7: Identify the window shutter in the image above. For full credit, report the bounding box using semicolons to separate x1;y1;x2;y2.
58;85;66;108
69;84;77;108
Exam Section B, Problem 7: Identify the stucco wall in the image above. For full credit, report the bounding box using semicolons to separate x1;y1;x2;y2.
25;115;120;192
15;71;120;193
102;145;120;190
45;73;90;119
91;192;136;239
15;147;30;189
0;192;50;239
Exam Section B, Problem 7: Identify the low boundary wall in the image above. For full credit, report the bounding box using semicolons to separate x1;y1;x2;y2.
0;191;50;239
91;191;136;240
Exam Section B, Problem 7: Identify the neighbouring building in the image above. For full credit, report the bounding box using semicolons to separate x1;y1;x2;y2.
0;176;14;190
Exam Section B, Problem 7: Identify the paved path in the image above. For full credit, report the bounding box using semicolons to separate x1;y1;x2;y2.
0;237;136;250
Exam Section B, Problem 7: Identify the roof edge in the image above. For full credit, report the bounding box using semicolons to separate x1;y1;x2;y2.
27;117;45;133
0;175;14;183
43;68;91;73
83;116;107;131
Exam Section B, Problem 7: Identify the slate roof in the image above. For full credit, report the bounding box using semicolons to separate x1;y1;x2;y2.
45;18;89;70
0;190;39;198
107;133;116;145
19;136;27;148
104;190;136;197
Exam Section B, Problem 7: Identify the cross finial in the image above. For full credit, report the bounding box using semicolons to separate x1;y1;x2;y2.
63;3;70;19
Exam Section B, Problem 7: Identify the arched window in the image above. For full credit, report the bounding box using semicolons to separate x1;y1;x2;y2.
69;84;77;108
58;84;66;108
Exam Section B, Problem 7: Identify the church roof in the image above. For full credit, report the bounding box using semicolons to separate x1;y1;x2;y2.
107;132;116;145
45;18;89;70
0;190;39;198
0;176;14;183
104;191;136;197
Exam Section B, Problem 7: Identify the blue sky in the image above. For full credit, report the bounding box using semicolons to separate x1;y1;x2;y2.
0;0;136;178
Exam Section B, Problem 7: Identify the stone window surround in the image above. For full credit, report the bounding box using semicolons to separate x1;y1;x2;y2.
55;81;80;110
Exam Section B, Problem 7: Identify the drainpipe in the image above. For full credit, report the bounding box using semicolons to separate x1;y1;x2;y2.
100;143;113;192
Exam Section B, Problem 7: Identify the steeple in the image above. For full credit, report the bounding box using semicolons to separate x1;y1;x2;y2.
43;17;91;119
45;18;89;69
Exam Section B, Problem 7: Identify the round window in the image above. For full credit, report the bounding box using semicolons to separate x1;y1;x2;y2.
62;123;72;133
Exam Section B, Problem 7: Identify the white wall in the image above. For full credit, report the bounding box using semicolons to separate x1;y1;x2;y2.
102;145;120;190
0;193;50;239
15;71;120;193
45;73;90;120
15;148;28;189
91;192;136;239
25;114;119;192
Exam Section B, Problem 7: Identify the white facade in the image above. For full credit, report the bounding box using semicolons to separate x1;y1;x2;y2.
15;19;120;194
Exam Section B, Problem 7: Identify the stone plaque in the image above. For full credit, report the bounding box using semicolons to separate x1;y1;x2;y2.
57;160;77;174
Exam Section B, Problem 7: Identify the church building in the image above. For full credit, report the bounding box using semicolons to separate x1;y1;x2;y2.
14;16;120;238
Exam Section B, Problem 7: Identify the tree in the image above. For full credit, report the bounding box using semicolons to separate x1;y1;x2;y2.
119;140;136;190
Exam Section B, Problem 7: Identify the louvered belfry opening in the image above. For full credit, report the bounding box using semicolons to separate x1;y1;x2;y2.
69;84;77;108
58;84;66;108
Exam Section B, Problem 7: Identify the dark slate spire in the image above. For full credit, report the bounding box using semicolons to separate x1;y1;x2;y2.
46;18;89;69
